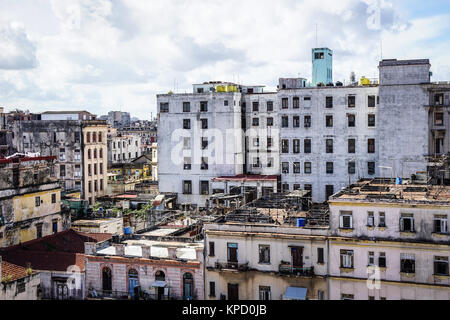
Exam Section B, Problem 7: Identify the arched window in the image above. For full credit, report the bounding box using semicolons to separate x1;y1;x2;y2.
102;267;112;293
155;270;165;281
183;273;194;300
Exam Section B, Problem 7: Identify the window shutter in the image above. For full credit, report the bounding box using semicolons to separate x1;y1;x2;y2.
340;215;344;228
400;218;404;231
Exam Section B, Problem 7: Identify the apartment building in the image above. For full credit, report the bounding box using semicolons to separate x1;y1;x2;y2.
204;193;329;300
107;133;142;164
84;239;204;300
0;155;69;248
82;121;108;205
157;83;246;208
327;178;450;300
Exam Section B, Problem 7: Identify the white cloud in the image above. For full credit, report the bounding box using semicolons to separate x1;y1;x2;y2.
0;22;38;70
0;0;448;119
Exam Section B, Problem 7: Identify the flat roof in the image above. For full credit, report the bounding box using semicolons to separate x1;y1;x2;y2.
212;174;278;182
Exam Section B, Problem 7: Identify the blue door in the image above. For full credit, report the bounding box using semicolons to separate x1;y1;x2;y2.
183;273;194;300
128;269;139;297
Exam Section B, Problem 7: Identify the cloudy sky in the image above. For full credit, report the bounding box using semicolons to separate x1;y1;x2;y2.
0;0;449;120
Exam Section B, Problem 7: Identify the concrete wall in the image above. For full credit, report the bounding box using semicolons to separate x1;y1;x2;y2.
0;273;40;300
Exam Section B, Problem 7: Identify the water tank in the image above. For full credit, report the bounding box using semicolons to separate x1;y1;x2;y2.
335;81;343;87
396;178;403;185
124;227;131;235
359;76;371;86
297;218;306;227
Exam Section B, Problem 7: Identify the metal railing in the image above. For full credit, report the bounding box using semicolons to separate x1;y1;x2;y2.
214;261;249;271
279;264;314;277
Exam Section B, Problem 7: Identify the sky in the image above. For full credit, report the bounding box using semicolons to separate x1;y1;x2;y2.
0;0;449;120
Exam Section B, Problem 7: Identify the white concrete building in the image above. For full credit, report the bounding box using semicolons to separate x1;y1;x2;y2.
108;134;142;164
327;178;450;300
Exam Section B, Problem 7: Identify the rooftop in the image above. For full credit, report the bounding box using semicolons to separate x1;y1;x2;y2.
1;260;35;283
379;59;430;67
330;178;450;205
212;174;279;182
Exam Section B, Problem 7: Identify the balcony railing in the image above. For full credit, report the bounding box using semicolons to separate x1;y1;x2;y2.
87;289;181;300
279;264;314;277
214;261;249;272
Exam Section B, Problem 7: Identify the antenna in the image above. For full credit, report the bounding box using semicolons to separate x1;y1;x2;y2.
315;24;318;47
380;37;383;61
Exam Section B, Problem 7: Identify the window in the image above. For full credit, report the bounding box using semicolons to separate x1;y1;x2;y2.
209;242;215;257
293;116;300;128
368;114;376;127
100;179;103;191
252;118;259;127
326;96;333;108
379;252;386;268
435;113;444;126
282;162;289;174
400;214;415;232
267;117;274;126
304;162;312;174
282;98;288;109
183;157;192;170
183;181;192;194
368;139;375;153
367;212;374;227
304;139;311;153
74;132;80;143
348;161;356;174
348;139;356;153
224;100;229;106
52;194;56;204
293;139;300;153
259;245;270;264
183;119;191;129
326;162;334;174
281;116;288;128
36;224;43;239
160;103;169;113
340;250;354;268
318;248;324;264
326;139;333;153
293;97;300;109
201;157;208;170
52;220;58;234
88;149;91;159
400;254;415;273
368;252;375;266
293;162;301;174
326;185;334;199
35;197;41;207
304;116;311;128
379;212;386;227
434;257;449;276
209;282;216;297
368;95;376;108
340;212;353;229
200;101;208;112
266;101;274;112
259;286;271;300
94;163;97;175
100;149;103;159
293;184;301;191
434;93;444;106
98;132;102;143
433;215;448;234
326;115;333;127
318;290;325;300
94;149;97;159
202;137;208;150
88;181;92;193
368;162;376;175
253;157;260;168
348;95;356;108
183;137;191;150
348;114;356;127
201;119;208;129
252;102;259;112
16;279;25;294
267;157;274;168
183;102;190;112
200;181;209;195
86;132;91;143
282;140;289;153
282;184;290;193
267;137;273;148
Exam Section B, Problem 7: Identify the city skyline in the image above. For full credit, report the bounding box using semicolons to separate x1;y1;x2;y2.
1;0;450;120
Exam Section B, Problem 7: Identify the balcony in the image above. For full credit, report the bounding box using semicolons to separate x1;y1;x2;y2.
279;264;314;277
214;261;249;272
87;290;180;301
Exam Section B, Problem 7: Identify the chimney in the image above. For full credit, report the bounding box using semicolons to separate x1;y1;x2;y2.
84;242;97;255
141;246;151;258
167;247;177;260
114;244;125;256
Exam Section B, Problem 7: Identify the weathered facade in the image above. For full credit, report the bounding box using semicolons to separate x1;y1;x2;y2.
0;156;69;247
327;178;450;300
0;256;40;300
